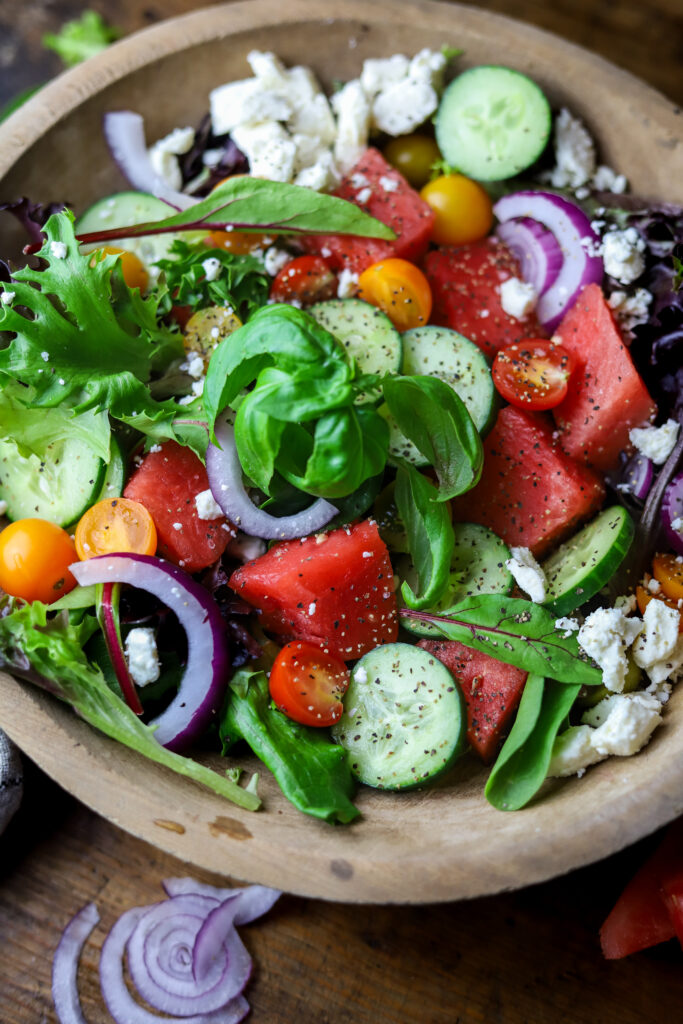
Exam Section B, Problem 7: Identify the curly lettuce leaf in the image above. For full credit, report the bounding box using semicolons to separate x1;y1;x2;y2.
154;241;269;322
0;381;110;461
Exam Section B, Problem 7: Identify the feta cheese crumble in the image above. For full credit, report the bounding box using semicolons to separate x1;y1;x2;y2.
124;628;161;688
629;419;680;464
498;277;538;320
546;108;596;190
577;606;643;692
195;489;224;521
602;227;647;285
50;241;68;259
555;616;580;638
201;257;222;282
148;126;195;191
0;291;15;304
506;546;547;603
337;268;359;299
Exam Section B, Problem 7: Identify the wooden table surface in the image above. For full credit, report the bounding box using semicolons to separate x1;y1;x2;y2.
1;1;683;1021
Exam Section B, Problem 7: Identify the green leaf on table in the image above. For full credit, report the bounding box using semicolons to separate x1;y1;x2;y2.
42;10;120;68
400;595;602;685
395;460;454;609
485;675;581;810
220;668;359;824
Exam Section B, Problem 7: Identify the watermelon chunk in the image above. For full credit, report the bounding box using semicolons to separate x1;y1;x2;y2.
417;639;528;762
229;520;398;661
301;148;434;274
552;283;656;471
452;405;605;557
423;238;545;358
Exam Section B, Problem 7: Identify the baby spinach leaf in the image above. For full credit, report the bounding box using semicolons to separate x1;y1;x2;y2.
395;461;454;610
485;675;581;810
400;595;602;685
220;668;359;824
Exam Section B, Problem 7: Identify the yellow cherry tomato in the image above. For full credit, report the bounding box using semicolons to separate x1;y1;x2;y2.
652;553;683;602
183;305;243;368
0;519;77;604
357;258;432;331
420;174;494;246
75;498;157;560
91;246;149;292
383;134;441;189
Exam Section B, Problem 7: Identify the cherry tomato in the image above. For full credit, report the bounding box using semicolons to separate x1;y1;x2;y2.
75;498;157;560
269;255;337;306
206;229;272;255
0;519;77;604
357;258;432;330
91;246;148;292
383;134;441;189
268;640;350;727
492;339;574;411
636;584;683;627
652;553;683;602
183;305;243;366
420;174;494;246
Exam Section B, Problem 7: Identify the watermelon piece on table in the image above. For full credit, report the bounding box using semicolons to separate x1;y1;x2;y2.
229;519;398;661
301;148;434;274
423;238;546;358
451;405;605;557
552;283;656;471
417;639;528;762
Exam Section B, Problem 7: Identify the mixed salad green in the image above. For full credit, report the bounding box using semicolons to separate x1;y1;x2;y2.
0;46;682;825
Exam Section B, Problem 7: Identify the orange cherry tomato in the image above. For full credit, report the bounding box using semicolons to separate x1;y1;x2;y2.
269;255;337;306
205;229;271;255
492;339;575;411
75;498;157;560
383;134;441;189
635;584;683;627
0;519;77;604
357;258;432;331
420;174;494;246
652;553;683;602
91;246;149;292
268;640;350;727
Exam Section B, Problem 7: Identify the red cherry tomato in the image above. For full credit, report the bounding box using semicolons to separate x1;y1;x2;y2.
0;519;77;604
492;338;575;411
269;255;337;306
268;640;350;727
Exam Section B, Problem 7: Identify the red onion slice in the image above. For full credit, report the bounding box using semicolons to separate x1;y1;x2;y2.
52;902;100;1024
206;415;337;540
494;191;604;332
103;111;198;211
100;582;144;715
100;907;249;1024
163;878;281;924
495;216;563;295
619;452;654;500
70;554;230;751
662;472;683;555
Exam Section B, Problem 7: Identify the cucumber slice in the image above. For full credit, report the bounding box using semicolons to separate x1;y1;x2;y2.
76;190;203;268
435;66;552;181
380;326;497;467
0;436;105;528
332;642;467;789
541;506;635;616
308;298;402;376
399;522;514;637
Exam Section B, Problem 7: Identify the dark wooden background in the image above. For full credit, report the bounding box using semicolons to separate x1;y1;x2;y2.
1;2;683;1022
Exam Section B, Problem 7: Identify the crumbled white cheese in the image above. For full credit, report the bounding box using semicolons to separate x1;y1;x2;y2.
263;247;291;277
356;186;372;204
360;55;410;97
0;290;15;304
172;522;183;531
148;126;195;191
209;79;292;136
614;594;638;614
195;489;223;521
201;257;222;282
547;725;606;778
227;532;267;563
180;353;205;380
671;517;683;535
498;277;538;320
372;76;439;136
354;665;368;684
506;546;547;603
629;418;680;464
230;120;298;183
577;607;643;692
602;227;646;285
633;598;683;684
555;616;580;638
607;288;653;333
124;628;160;688
584;693;662;757
337;268;359;299
379;175;399;192
332;80;371;174
547;108;596;189
50;241;68;259
592;164;628;194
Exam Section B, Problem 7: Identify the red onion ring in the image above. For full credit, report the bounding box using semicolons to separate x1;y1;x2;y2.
100;582;144;715
619;452;654;500
162;878;281;924
70;554;230;751
495;216;563;295
494;191;604;332
206;415;337;539
52;902;100;1024
662;472;683;555
103;111;198;211
100;906;249;1024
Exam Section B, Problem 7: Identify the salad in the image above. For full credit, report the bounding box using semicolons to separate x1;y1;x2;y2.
0;47;682;825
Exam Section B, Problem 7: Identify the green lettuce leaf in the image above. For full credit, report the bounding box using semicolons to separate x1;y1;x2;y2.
42;11;120;68
0;381;110;461
154;241;269;322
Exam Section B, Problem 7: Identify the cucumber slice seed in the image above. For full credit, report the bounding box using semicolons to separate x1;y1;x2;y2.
435;65;552;181
332;642;467;790
309;297;402;377
541;505;635;617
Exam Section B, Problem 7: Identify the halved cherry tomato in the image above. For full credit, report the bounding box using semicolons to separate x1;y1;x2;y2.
0;519;77;604
383;134;441;189
90;246;148;292
635;584;683;627
357;257;432;330
206;229;271;255
420;174;493;246
269;255;337;306
492;338;574;411
74;498;157;560
183;305;243;366
652;553;683;602
268;640;350;727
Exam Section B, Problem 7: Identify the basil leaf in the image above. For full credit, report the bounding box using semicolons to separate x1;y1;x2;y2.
248;365;353;423
485;676;581;811
395;461;454;609
234;400;286;493
382;376;483;499
220;668;359;824
400;595;602;685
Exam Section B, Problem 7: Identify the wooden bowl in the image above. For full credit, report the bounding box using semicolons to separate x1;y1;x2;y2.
0;0;681;904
